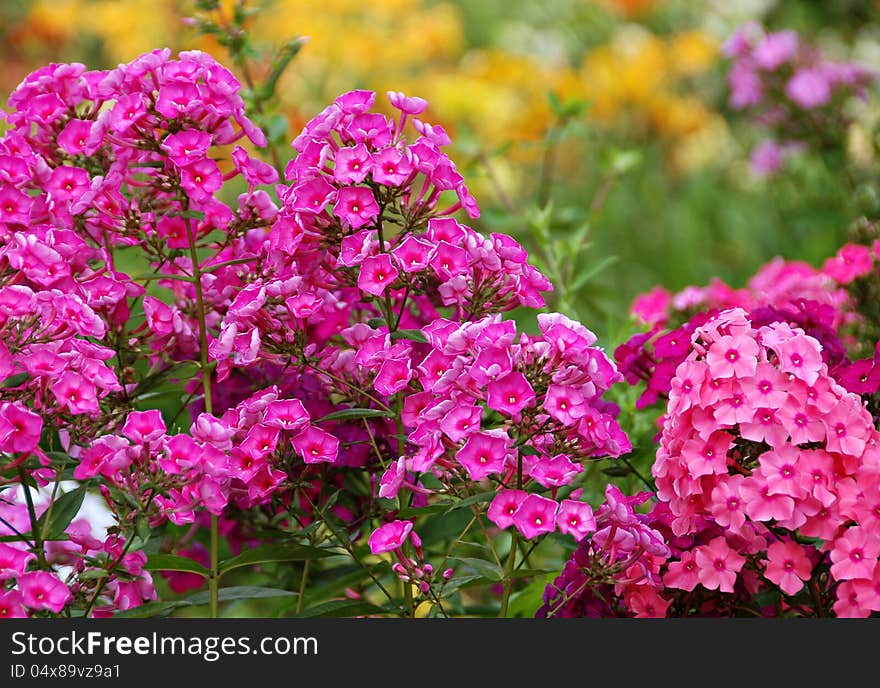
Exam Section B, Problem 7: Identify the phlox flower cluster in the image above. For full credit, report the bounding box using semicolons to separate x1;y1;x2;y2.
0;49;278;616
0;491;155;618
0;48;631;618
550;307;880;617
400;312;628;544
619;255;852;410
537;485;670;618
723;23;873;175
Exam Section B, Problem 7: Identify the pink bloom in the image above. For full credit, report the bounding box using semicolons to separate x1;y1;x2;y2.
47;165;90;202
180;158;222;201
358;254;399;297
543;384;587;426
156;81;200;118
161;129;212;167
741;476;795;523
378;458;406;499
18;571;72;613
823;243;874;284
709;475;747;532
334;144;372;184
627;587;671;618
834;580;872;618
456;431;509;481
371;148;413;186
764;540;812;595
771;333;823;385
706;334;759;379
753;31;799;70
512;494;558;539
0;402;42;453
387;91;428;115
487;489;528;530
121;409;166;444
0;589;27;619
160;434;202;474
263;399;310;433
438;403;482;442
486;372;535;417
830;527;880;581
232;145;278;186
292;426;340;464
681;430;734;478
291;176;335;213
56;119;94;155
529;454;583;488
391;235;434;273
664;550;701;592
694;537;746;593
429;241;470;279
374;356;413;396
368;520;413;554
0;543;34;580
556;499;596;541
787;68;832;108
759;445;807;499
333;186;380;229
52;371;99;415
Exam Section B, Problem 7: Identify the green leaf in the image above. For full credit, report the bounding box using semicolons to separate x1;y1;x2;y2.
187;586;299;605
293;599;389;618
1;372;29;388
38;486;86;540
366;317;386;328
448;490;495;512
441;574;486;593
570;255;619;292
315;408;389;423
517;445;542;457
113;600;190;618
390;329;428;344
508;573;556;618
451;557;503;582
601;464;632;477
219;543;335;576
146;553;211;577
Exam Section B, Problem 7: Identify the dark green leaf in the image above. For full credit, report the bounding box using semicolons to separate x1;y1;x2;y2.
315;408;389;423
188;586;298;605
451;557;503;582
38;486;86;540
390;329;428;344
113;600;190;618
448;491;495;512
601;465;632;477
293;599;389;618
219;543;335;576
146;553;211;577
1;372;29;388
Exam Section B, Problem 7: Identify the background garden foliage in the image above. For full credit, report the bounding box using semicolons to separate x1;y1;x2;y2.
1;0;880;618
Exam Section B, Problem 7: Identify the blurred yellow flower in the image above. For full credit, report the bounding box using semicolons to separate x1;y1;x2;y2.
11;0;721;169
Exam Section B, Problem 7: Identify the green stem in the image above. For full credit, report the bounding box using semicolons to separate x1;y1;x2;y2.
295;559;311;615
184;210;220;619
19;467;46;569
210;516;220;618
499;532;518;618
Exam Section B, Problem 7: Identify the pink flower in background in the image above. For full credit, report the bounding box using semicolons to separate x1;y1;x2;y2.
18;571;72;613
512;494;558;539
368;520;414;554
694;537;745;593
764;540;812;595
